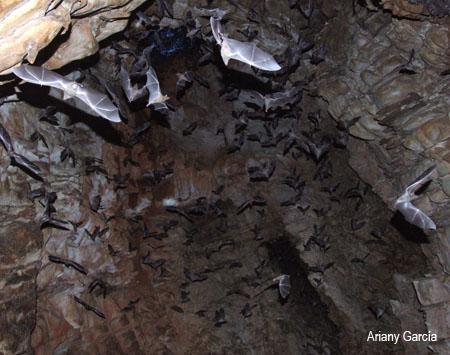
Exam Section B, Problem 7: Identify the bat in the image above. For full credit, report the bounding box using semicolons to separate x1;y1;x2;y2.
10;152;43;181
184;268;208;282
73;296;105;319
171;305;184;314
394;166;437;230
60;147;76;167
0;122;14;153
176;71;194;99
236;195;266;214
12;65;121;123
119;65;147;102
247;159;275;181
210;16;282;71
48;255;87;275
146;66;169;109
399;49;417;75
241;303;256;318
259;87;301;112
165;206;194;223
369;305;385;319
214;307;226;327
89;195;102;212
181;290;190;303
88;279;107;298
273;274;291;299
182;122;198;136
39;106;59;125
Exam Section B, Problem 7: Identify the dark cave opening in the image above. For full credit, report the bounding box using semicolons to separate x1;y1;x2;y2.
0;0;447;354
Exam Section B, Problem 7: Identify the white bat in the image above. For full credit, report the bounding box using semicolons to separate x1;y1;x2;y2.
145;66;169;109
210;16;281;72
12;65;121;123
273;274;291;299
394;166;437;230
119;65;147;102
258;87;301;112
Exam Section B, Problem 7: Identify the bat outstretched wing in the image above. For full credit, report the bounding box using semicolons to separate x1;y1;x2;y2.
221;37;281;71
405;165;436;195
13;64;121;123
12;64;68;90
76;86;121;122
210;16;224;45
119;66;147;102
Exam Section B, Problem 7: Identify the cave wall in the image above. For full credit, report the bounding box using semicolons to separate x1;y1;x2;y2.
0;0;449;354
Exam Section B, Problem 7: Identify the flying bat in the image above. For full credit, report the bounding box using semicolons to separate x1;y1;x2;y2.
394;166;437;230
273;274;291;299
210;16;281;71
146;66;169;110
119;65;147;102
12;64;121;123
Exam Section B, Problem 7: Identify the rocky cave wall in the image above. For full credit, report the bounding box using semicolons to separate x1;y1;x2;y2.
0;0;449;354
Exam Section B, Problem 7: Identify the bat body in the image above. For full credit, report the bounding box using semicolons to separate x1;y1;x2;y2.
146;66;169;109
210;16;281;71
13;65;121;123
394;166;437;230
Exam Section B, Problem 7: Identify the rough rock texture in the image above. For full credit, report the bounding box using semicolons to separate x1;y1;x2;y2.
0;0;146;74
317;1;450;351
0;0;450;354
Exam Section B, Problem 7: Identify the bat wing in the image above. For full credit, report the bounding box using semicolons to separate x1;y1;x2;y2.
76;86;121;122
210;16;224;45
405;166;436;196
395;200;436;230
120;66;147;102
14;65;121;122
0;122;13;153
146;66;169;107
12;64;68;91
273;274;291;299
221;37;281;71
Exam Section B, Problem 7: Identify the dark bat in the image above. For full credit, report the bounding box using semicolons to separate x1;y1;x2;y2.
247;159;275;182
182;122;198;136
184;267;208;282
39;106;59;125
121;298;140;312
60;147;76;167
0;122;13;153
394;166;436;230
10;152;43;181
399;49;417;75
41;216;70;231
351;218;366;231
13;65;121;122
299;0;314;18
236;195;266;214
88;279;107;298
142;252;166;270
30;131;48;149
241;303;256;318
85;226;109;241
368;305;385;320
165;206;194;223
307;138;330;163
108;244;120;256
214;307;226;327
171;305;184;313
176;71;194;99
48;255;87;275
73;296;105;319
158;0;174;17
181;290;190;303
89;195;102;212
308;262;334;274
310;44;327;65
113;174;129;190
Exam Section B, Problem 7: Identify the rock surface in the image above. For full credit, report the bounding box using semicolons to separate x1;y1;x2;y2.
0;0;450;354
0;0;146;74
